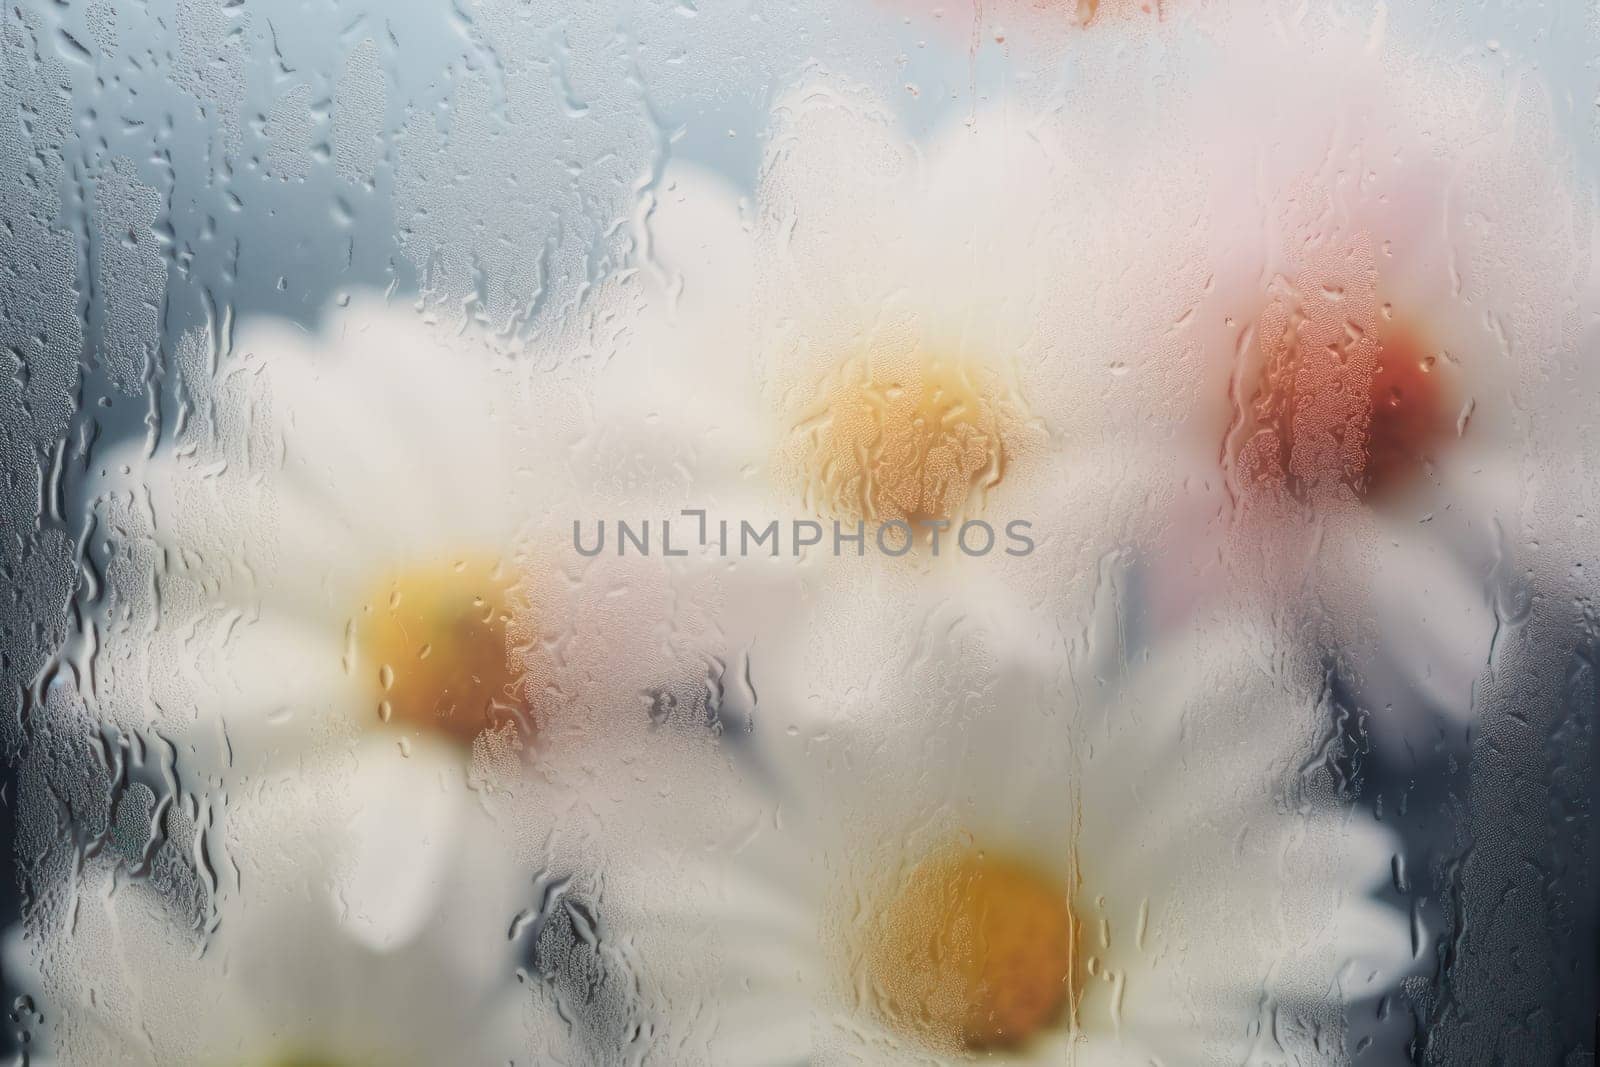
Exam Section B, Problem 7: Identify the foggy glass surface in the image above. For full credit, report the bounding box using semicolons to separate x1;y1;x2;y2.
1;1;1596;1063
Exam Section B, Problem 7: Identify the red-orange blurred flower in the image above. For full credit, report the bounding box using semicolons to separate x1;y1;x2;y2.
1228;238;1458;510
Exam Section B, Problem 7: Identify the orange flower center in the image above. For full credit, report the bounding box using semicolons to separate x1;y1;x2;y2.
865;847;1074;1051
795;349;1018;526
357;558;520;746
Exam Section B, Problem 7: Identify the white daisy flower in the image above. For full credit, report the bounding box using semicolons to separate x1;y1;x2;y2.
1103;13;1600;754
39;291;796;1062
593;589;1409;1064
600;80;1214;715
73;288;790;781
4;735;545;1066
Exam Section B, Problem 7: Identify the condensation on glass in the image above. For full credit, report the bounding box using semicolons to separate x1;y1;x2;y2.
0;1;1596;1064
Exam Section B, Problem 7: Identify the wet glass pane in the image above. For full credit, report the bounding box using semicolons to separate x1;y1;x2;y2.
1;1;1596;1063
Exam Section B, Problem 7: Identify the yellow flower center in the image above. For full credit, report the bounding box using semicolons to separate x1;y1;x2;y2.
796;348;1015;526
356;557;520;746
865;846;1074;1051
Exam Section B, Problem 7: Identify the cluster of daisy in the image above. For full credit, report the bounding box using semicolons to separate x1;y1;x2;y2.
9;4;1593;1065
